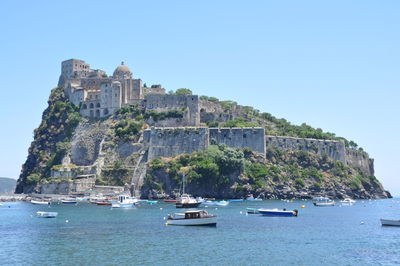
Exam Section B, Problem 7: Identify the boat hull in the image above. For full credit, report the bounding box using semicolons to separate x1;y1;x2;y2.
381;219;400;226
258;209;298;217
246;208;259;214
176;202;202;208
112;203;134;208
166;216;217;226
31;200;50;205
313;202;335;207
36;211;58;218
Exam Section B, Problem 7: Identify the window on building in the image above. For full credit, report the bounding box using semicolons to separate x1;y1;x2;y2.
104;109;109;115
96;110;100;117
96;103;101;108
90;103;94;109
82;104;87;109
90;110;94;117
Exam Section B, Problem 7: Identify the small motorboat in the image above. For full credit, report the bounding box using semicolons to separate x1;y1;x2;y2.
164;199;178;203
175;194;202;208
246;195;262;201
111;195;138;208
36;211;58;218
96;201;112;206
201;200;217;206
246;207;260;214
381;219;400;226
215;200;229;206
258;208;298;217
31;199;50;205
313;197;335;207
229;199;244;202
340;198;356;205
61;199;78;204
166;210;217;226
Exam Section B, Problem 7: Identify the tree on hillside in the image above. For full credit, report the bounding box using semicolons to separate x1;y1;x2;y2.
175;88;192;95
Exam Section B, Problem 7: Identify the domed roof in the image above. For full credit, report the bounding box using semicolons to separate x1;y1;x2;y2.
113;61;132;77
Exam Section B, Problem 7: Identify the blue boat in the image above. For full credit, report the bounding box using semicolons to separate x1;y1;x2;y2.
246;207;260;214
258;208;298;217
229;199;244;202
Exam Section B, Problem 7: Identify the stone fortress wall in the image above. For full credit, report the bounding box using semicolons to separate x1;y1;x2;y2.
209;128;266;154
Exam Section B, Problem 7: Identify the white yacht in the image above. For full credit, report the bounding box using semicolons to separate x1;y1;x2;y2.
166;210;217;226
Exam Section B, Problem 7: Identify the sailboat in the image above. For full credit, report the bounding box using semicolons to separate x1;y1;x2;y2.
175;173;202;208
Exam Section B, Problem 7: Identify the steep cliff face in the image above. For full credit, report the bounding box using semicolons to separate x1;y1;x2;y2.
16;87;81;193
142;145;390;199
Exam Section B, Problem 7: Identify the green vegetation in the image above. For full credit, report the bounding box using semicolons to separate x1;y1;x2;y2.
114;119;143;141
221;118;259;128
144;110;184;121
174;88;193;95
97;161;130;186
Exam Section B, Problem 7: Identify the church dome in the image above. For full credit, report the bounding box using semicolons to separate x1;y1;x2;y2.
113;61;132;78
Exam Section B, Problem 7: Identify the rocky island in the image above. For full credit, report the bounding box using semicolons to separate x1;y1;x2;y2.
15;59;391;199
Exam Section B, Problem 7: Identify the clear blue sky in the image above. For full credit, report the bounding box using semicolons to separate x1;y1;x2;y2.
0;1;399;194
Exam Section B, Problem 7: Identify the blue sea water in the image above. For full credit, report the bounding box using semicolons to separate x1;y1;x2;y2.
1;199;400;266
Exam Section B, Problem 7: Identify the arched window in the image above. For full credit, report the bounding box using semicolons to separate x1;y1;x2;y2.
82;104;87;109
90;103;94;109
90;110;94;117
96;110;100;117
103;109;109;115
96;103;101;108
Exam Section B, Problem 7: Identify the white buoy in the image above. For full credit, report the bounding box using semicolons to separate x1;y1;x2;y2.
65;220;69;223
163;217;166;220
360;222;364;225
215;208;218;210
160;208;163;210
239;211;243;214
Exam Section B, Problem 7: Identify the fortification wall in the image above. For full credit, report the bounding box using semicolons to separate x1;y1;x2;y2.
266;136;347;163
199;100;258;123
145;127;209;160
40;176;96;194
345;149;374;176
145;94;200;126
209;128;266;155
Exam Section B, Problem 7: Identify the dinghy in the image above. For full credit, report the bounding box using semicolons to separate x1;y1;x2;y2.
36;211;58;218
258;208;298;217
166;210;217;226
381;219;400;226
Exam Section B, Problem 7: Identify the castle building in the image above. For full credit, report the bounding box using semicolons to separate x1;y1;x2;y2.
58;59;167;119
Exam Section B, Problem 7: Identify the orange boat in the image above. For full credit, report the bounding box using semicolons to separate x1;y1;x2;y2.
96;201;112;206
164;199;178;203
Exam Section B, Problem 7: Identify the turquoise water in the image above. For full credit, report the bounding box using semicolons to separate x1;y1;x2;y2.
1;199;400;265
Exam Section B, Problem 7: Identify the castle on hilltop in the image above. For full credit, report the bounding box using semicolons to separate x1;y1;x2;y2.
59;59;200;125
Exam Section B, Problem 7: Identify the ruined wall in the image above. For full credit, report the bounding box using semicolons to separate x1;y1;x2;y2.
209;128;266;155
144;127;209;160
345;149;374;176
199;100;258;124
266;136;347;163
40;176;96;194
145;94;200;126
70;121;108;165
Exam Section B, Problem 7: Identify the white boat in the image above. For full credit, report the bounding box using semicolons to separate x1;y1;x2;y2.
381;219;400;226
215;200;229;206
61;199;77;204
201;200;217;206
176;194;203;208
340;198;356;205
111;195;138;208
313;197;335;207
166;210;217;226
36;211;58;218
246;195;262;201
31;199;50;205
258;208;298;217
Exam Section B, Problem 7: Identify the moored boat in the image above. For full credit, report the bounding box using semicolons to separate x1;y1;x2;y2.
258;208;298;217
229;199;244;202
216;200;229;206
36;211;58;218
61;199;78;204
381;219;400;226
31;199;50;205
175;194;202;208
96;201;112;206
164;199;178;203
246;195;262;201
313;197;335;207
246;207;260;214
111;195;138;208
340;198;356;205
166;210;217;226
